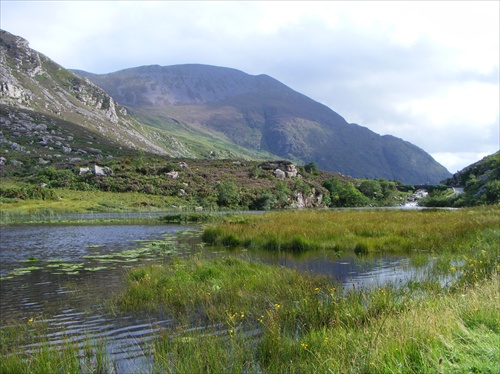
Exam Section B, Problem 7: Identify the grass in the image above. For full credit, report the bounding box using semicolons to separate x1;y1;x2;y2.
120;207;499;372
0;321;111;374
0;188;186;216
2;207;499;372
116;235;498;372
202;207;500;254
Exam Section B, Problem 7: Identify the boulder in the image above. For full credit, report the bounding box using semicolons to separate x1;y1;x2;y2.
273;169;286;179
165;171;179;180
94;165;113;176
260;161;298;178
79;167;90;175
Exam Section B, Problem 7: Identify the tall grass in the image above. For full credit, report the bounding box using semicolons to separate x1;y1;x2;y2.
116;236;498;372
115;208;499;372
202;207;500;254
0;321;112;374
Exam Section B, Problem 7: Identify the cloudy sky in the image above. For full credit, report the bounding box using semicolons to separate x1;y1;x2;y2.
2;1;498;172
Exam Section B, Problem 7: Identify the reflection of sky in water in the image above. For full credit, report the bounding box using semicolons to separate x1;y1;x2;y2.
0;224;193;273
0;223;452;371
265;254;423;288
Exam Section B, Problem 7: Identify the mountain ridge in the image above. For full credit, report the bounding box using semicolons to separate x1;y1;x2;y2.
75;63;449;183
1;29;451;184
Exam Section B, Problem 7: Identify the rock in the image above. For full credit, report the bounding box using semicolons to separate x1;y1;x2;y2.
79;167;90;175
165;171;179;179
11;160;23;167
273;169;286;179
178;162;189;169
260;161;298;178
0;157;6;165
195;206;203;212
178;189;186;197
93;165;113;176
10;142;26;152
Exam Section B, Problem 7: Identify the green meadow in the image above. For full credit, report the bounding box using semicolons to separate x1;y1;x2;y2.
1;207;499;373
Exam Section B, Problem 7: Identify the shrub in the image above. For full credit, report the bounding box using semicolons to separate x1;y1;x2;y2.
250;193;276;210
216;182;241;207
202;228;224;245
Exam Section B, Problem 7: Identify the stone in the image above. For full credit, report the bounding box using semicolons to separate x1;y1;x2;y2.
93;165;113;176
273;169;286;179
260;161;298;178
165;171;179;179
11;160;23;167
79;167;90;175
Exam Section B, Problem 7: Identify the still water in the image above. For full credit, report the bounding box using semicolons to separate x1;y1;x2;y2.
0;223;430;371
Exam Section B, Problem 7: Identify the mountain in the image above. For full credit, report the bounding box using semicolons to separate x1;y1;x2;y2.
0;30;183;157
1;29;450;184
74;64;451;184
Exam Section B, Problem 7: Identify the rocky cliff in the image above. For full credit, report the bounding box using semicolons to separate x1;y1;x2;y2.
0;30;183;157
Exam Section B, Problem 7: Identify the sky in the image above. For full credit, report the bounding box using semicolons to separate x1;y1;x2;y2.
1;1;499;173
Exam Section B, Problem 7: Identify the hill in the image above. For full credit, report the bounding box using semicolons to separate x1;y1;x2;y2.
420;151;500;207
74;64;451;184
1;29;450;185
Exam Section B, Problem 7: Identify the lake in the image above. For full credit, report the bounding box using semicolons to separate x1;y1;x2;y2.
0;222;436;371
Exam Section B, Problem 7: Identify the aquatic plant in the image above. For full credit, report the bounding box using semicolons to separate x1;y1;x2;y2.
202;207;500;255
115;248;499;373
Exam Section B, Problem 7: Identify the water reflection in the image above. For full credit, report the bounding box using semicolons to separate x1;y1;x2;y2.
1;223;436;370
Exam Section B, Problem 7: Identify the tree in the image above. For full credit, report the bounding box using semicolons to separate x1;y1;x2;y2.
323;178;369;207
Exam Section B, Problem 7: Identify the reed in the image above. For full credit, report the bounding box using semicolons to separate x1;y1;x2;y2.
0;322;112;374
202;207;500;254
116;241;498;373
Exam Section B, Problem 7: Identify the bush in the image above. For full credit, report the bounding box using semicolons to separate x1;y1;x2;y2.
303;162;319;174
216;182;241;207
250;193;276;210
0;184;56;200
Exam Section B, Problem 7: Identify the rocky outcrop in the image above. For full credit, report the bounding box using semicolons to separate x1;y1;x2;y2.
259;161;299;178
290;188;324;209
0;30;173;156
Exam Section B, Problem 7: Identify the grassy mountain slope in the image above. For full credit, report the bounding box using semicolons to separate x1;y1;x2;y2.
420;151;500;207
75;64;451;184
0;30;267;165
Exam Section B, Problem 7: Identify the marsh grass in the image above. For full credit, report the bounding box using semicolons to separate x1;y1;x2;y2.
114;207;499;372
115;247;498;373
0;321;112;374
0;188;188;224
202;207;500;255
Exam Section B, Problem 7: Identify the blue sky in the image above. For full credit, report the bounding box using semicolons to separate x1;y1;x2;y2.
1;1;498;172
